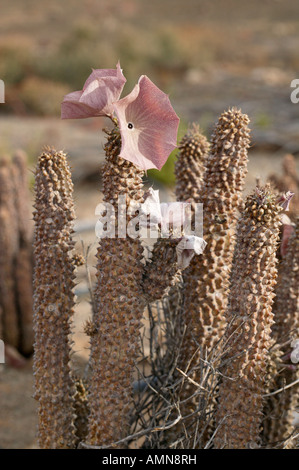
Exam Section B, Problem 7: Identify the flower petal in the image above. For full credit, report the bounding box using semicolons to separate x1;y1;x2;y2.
176;235;207;270
61;62;126;119
113;75;180;170
140;188;162;226
80;79;116;116
83;61;125;90
140;189;190;236
61;90;98;119
277;191;295;211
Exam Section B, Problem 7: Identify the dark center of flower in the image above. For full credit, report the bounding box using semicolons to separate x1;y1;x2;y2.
128;122;134;129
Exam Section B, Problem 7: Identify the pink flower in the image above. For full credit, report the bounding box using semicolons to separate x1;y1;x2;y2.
61;62;126;119
113;75;180;171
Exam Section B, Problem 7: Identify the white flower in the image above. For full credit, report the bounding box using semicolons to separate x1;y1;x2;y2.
140;188;161;226
176;235;207;270
140;188;189;236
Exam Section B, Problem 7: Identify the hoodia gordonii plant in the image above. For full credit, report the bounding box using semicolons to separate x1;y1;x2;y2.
175;124;210;204
0;152;33;356
147;112;250;447
86;126;146;446
140;189;207;304
269;153;299;221
263;217;299;448
12;151;34;355
131;126;215;448
166;125;210;326
61;66;203;447
26;59;299;449
214;186;283;449
33;148;77;448
173;109;250;443
0;158;20;349
179;108;250;365
141;126;210;304
142;238;181;303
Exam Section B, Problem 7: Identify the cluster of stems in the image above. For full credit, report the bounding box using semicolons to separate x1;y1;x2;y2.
31;108;298;450
214;186;282;448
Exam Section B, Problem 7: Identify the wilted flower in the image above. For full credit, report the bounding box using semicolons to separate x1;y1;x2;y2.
140;188;161;226
113;75;180;171
277;191;295;211
140;188;189;236
176;235;207;269
61;62;126;119
140;189;206;268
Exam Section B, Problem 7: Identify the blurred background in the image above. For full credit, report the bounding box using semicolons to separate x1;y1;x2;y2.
0;0;298;448
1;0;299;184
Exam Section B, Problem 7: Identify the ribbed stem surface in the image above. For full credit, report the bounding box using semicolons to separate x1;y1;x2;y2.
87;127;146;447
33;148;76;449
214;187;281;449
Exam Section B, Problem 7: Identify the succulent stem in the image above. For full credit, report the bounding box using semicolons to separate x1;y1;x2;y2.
33;148;77;449
214;186;281;449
